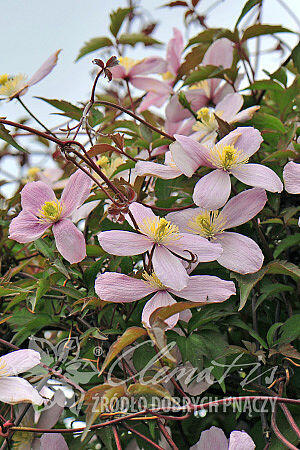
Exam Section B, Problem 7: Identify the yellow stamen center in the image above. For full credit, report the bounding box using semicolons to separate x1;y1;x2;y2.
0;74;27;98
208;144;249;171
119;56;141;74
0;359;8;377
142;271;166;290
188;210;227;239
96;156;110;168
189;80;210;97
96;155;124;178
139;217;181;244
26;167;40;181
162;71;174;81
38;200;63;223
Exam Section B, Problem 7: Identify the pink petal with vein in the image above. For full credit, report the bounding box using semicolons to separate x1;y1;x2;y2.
95;272;156;302
27;50;61;87
167;28;184;75
283;161;300;194
21;181;56;215
231;163;283;192
228;431;255;450
98;230;151;255
168;233;222;262
61;169;92;217
9;211;50;243
152;245;189;291
0;377;43;405
129;202;156;228
215;231;263;274
193;169;231;209
40;433;68;450
134;160;181;179
221;188;267;228
202;38;233;68
142;291;178;329
0;350;41;376
52;219;86;263
191;426;228;450
169;275;235;302
171;135;208;177
130;57;167;76
215;93;243;122
131;77;171;94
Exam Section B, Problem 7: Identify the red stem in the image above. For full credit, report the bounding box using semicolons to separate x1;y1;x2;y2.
112;426;122;450
123;424;164;450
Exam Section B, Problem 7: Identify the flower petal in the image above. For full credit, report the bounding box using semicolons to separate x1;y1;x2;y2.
37;390;65;429
0;350;41;376
221;188;267;229
21;181;56;215
152;245;189;291
128;202;156;227
52;219;86;263
166;208;204;232
218;127;263;158
27;50;61;87
215;93;243;122
95;272;156;302
167;28;184;75
216;231;264;274
191;426;228;450
131;77;171;94
232;105;260;123
228;431;255;450
231;164;283;192
283;161;300;194
71;200;100;223
134;161;181;179
129;57;167;76
142;291;178;329
202;38;233;69
9;211;50;243
98;230;151;255
40;433;68;450
169;275;235;301
110;65;127;79
61;170;92;217
138;91;169;112
193;169;231;209
0;377;43;405
171;135;209;177
168;233;222;262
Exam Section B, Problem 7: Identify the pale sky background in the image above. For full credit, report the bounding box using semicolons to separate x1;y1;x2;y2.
0;0;299;194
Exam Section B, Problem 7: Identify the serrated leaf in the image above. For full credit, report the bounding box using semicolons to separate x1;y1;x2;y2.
291;42;300;73
235;0;261;27
30;278;50;312
246;79;284;91
76;37;113;61
128;383;178;404
252;112;286;133
110;8;131;37
242;24;292;41
118;33;162;46
99;327;147;375
36;97;82;121
0;124;28;153
187;28;236;47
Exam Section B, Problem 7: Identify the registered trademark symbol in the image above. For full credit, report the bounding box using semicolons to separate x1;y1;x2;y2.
94;346;103;357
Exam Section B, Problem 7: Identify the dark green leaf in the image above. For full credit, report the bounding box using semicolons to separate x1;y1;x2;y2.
0;124;28;153
252;112;286;133
291;41;300;73
36;97;82;121
235;0;261;28
183;65;224;86
273;234;300;258
246;79;284;92
118;33;162;46
242;25;292;41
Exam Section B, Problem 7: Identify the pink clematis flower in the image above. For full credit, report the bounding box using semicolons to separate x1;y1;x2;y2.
0;350;43;405
97;202;223;291
9;169;92;264
0;50;61;100
171;127;283;210
138;28;184;112
110;56;168;93
191;426;255;449
166;188;267;274
192;93;260;141
165;38;234;123
95;271;236;329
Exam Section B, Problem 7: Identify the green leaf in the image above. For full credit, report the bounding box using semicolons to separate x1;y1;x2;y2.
187;28;236;47
291;41;300;73
242;24;292;41
235;0;261;27
246;79;284;92
30;278;50;312
110;8;131;37
276;315;300;345
86;244;106;257
267;322;283;347
0;124;28;153
36;97;82;121
183;65;224;86
228;317;268;348
273;234;300;258
252;112;286;133
118;33;162;46
76;37;113;61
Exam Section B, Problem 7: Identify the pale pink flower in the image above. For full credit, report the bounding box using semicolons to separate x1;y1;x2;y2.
95;271;235;329
167;188;266;274
138;28;184;112
97;202;222;291
191;426;255;449
171;127;283;209
0;50;61;100
9;170;92;264
192;93;260;140
0;350;43;405
110;56;168;94
165;38;234;123
283;161;300;194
